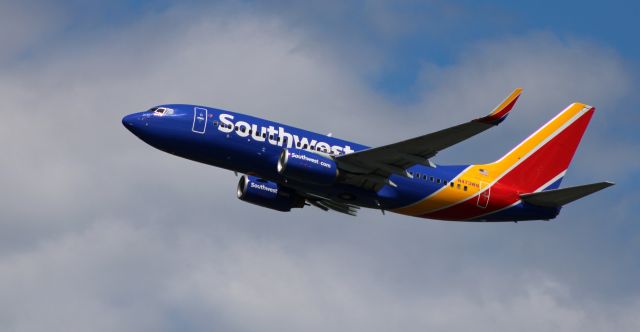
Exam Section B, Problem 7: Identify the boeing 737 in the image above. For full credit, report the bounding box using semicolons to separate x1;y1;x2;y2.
122;88;613;221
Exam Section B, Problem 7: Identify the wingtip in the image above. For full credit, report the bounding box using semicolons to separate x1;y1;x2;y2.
476;87;523;125
512;87;524;96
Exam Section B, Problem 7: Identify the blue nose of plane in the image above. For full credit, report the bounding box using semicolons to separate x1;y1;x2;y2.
122;113;141;133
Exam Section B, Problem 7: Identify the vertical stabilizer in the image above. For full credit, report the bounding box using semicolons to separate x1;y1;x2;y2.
481;103;595;193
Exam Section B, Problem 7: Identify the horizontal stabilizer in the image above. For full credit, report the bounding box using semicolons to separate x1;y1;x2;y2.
520;182;614;207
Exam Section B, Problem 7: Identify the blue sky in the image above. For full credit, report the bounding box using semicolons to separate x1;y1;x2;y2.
1;1;639;331
12;1;640;99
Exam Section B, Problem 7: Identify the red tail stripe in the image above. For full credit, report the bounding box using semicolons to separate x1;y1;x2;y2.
423;108;594;221
498;108;593;191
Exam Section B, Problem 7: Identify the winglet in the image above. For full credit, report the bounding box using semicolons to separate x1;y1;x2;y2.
475;88;523;125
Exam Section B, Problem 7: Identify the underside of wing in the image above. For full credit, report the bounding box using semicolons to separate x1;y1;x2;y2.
335;88;523;191
298;191;360;216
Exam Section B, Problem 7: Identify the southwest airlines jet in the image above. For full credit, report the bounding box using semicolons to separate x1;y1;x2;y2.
122;89;613;221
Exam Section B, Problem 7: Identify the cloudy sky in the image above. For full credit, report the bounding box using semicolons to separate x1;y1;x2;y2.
1;1;639;331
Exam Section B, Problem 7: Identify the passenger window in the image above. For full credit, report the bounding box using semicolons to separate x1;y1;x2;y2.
457;184;461;189
464;186;468;191
437;179;441;184
450;182;454;188
213;121;219;126
416;173;421;178
429;176;434;182
422;175;427;180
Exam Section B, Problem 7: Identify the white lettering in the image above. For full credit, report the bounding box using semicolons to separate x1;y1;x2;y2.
278;127;293;148
250;182;278;194
293;136;318;149
251;124;266;142
289;152;332;168
236;121;251;137
217;113;354;155
343;145;355;154
267;126;278;145
219;114;234;133
316;142;330;153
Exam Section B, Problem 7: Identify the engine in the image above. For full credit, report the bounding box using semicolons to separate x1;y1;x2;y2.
236;175;305;212
276;148;338;185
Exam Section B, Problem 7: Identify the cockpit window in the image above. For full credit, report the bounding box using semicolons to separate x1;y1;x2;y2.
152;107;174;116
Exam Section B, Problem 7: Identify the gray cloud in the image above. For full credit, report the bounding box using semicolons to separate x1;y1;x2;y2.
0;2;638;331
2;220;640;332
0;2;68;65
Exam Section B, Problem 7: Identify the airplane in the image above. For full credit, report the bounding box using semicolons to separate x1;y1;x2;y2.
122;88;613;222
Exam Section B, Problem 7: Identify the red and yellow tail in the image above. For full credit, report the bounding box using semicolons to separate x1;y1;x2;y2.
481;103;595;193
392;100;596;221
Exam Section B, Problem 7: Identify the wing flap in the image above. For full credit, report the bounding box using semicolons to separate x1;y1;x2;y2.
520;182;614;207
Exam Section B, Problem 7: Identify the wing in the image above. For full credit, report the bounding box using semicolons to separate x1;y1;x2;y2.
336;88;523;190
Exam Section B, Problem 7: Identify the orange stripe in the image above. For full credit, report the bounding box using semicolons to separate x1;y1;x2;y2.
488;87;523;117
393;103;591;217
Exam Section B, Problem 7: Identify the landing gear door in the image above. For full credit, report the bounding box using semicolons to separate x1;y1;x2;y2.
477;181;490;208
192;107;208;134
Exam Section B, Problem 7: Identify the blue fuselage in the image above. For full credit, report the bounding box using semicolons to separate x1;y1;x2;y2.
123;104;560;221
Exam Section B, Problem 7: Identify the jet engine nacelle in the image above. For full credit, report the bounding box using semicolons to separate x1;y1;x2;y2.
236;175;305;212
277;148;338;186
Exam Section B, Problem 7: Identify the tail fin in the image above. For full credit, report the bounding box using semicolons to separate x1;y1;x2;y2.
481;103;595;192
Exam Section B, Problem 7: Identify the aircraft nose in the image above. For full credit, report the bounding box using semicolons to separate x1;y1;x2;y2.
122;113;140;133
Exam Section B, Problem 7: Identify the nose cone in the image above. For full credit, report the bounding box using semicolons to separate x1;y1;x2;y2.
122;113;140;134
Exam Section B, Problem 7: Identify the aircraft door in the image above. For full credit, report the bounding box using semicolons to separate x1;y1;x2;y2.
477;181;490;208
192;107;208;134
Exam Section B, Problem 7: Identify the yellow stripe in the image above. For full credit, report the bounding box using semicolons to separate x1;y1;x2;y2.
393;103;589;217
489;87;523;116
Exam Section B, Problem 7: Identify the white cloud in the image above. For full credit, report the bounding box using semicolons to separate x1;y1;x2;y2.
1;220;639;332
412;33;632;166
